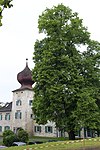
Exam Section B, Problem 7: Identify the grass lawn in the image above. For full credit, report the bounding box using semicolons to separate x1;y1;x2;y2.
3;138;100;150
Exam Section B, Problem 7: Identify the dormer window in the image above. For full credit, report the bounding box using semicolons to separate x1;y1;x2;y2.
16;100;22;106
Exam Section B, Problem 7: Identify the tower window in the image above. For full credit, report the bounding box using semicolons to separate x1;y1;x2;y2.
30;114;33;119
29;100;33;106
16;100;22;106
15;111;22;119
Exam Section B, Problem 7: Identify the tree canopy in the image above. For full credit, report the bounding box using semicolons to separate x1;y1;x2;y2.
32;4;100;140
0;0;13;26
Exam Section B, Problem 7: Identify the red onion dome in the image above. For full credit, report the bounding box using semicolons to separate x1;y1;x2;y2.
17;59;34;88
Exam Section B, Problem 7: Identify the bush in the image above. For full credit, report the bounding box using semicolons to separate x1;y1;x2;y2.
3;129;29;146
3;130;14;138
3;134;18;147
17;129;29;143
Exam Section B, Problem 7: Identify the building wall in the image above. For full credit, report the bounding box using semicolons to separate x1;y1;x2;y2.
34;121;57;137
0;89;57;137
0;111;12;135
11;89;34;136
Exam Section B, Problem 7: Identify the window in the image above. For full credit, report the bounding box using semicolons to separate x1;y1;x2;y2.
16;100;22;106
0;126;2;132
34;126;41;133
0;114;2;120
45;126;53;133
29;100;33;106
30;114;33;119
4;126;10;131
5;113;10;120
15;111;22;119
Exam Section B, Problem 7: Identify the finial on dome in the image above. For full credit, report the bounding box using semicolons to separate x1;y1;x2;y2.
26;58;28;67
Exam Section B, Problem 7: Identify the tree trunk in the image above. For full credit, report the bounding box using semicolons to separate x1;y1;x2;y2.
69;130;75;140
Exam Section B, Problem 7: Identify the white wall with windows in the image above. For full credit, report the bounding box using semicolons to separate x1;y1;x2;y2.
34;121;57;137
0;112;12;135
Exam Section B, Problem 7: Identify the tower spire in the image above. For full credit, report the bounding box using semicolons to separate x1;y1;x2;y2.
26;58;28;67
17;59;34;89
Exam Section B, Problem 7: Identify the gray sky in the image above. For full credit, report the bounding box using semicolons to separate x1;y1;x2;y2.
0;0;100;103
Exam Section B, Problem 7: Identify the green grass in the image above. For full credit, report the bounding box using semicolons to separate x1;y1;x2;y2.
29;136;68;142
3;138;100;150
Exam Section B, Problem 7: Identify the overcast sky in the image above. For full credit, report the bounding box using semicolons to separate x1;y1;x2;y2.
0;0;100;103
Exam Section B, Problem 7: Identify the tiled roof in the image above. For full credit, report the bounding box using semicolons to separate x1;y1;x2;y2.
0;102;12;112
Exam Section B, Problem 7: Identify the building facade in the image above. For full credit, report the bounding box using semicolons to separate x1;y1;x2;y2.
0;60;57;137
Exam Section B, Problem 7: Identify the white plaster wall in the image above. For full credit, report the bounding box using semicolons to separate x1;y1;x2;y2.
0;111;12;135
11;89;34;135
34;121;57;137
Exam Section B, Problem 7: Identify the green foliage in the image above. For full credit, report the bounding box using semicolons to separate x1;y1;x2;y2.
3;129;29;146
3;134;18;147
17;129;29;143
32;4;100;140
0;0;13;26
3;130;14;138
3;130;18;147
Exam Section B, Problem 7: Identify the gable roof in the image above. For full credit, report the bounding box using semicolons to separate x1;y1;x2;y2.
0;102;12;112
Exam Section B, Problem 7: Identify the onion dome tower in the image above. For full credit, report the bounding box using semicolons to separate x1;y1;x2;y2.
17;58;34;89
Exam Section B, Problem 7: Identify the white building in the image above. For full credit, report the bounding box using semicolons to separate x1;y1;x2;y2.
0;59;57;137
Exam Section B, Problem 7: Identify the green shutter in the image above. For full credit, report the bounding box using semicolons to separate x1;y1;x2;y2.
39;126;41;132
5;115;7;120
20;112;22;119
15;112;17;119
0;126;2;132
50;127;53;133
45;126;47;133
0;115;2;120
9;114;10;120
34;126;36;132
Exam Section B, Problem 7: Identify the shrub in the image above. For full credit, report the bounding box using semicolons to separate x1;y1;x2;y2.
3;129;29;146
17;129;29;143
3;130;14;138
3;134;18;147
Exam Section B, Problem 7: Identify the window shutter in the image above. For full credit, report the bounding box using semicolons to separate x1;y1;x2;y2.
15;112;17;119
45;126;47;133
0;115;2;120
40;126;41;132
20;112;22;119
0;126;2;132
50;127;53;133
9;114;10;120
5;115;7;120
34;126;36;132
